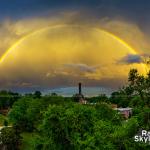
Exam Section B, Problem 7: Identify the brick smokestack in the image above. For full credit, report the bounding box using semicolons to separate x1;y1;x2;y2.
79;82;82;95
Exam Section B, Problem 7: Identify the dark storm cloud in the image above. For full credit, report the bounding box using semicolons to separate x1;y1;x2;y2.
118;54;143;64
0;0;150;34
0;0;150;23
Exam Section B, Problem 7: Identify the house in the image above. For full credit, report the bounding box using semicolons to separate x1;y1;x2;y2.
79;98;87;104
114;107;132;119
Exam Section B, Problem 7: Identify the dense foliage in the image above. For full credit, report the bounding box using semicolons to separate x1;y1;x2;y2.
34;103;124;150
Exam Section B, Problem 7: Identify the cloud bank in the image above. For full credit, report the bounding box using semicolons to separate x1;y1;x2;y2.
118;54;144;64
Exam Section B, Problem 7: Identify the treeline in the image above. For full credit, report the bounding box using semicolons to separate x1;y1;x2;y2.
0;90;20;109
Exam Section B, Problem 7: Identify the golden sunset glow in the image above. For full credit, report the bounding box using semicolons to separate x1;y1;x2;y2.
0;25;147;89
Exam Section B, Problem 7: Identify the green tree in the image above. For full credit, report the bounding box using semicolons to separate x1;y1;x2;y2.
111;118;139;150
35;104;98;150
8;97;43;131
34;91;42;98
136;108;150;130
8;98;30;131
33;103;124;150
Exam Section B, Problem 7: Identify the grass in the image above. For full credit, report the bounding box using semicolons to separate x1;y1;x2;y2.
0;114;37;149
20;132;38;150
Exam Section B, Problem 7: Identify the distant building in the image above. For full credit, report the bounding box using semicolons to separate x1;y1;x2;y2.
76;83;87;104
114;107;132;119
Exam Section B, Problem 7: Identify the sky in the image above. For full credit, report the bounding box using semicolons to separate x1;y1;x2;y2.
0;0;150;95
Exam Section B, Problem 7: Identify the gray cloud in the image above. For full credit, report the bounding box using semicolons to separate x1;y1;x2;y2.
118;54;144;64
64;63;98;73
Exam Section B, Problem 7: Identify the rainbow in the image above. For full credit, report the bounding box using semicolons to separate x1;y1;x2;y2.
0;24;147;72
0;24;66;63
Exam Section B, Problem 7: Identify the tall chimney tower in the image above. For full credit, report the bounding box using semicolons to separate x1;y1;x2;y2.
79;82;82;95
